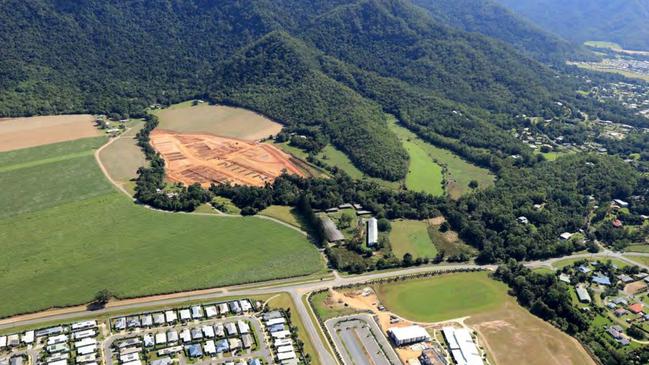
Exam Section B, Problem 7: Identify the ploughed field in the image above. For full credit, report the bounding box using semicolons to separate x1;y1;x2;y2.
0;115;100;152
0;116;321;318
150;129;304;187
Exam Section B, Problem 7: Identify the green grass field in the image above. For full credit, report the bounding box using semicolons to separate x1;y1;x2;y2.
259;205;305;228
387;119;493;199
0;137;113;219
317;145;400;189
0;137;322;318
625;244;649;253
389;220;437;259
401;138;444;195
374;271;508;322
310;291;360;321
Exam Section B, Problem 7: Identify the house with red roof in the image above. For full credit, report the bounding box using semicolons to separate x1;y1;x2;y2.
628;303;644;314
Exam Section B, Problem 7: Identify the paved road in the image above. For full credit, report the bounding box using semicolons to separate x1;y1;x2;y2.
326;314;400;365
4;244;649;365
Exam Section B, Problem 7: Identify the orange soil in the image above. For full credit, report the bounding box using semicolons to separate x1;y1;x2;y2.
0;115;100;152
150;129;304;187
624;280;648;296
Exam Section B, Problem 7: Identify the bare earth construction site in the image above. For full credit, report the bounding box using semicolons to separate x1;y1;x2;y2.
150;129;304;187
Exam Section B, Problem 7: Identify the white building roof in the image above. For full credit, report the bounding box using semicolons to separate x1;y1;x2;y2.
237;320;250;334
179;309;191;320
274;339;293;347
120;353;139;363
47;335;69;345
0;336;6;347
388;326;430;343
77;344;97;355
442;327;484;365
75;338;97;348
72;330;95;340
71;321;97;331
272;330;291;339
48;360;68;365
367;217;378;245
202;326;215;338
239;300;252;311
155;333;167;345
205;306;218;318
203;340;216;354
277;345;294;353
266;318;286;326
277;351;296;361
165;311;177;323
121;360;142;365
21;331;34;344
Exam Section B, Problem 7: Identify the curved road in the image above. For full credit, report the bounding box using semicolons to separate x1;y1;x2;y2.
1;134;642;364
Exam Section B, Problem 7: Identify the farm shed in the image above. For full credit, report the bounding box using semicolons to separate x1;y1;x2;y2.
320;215;344;242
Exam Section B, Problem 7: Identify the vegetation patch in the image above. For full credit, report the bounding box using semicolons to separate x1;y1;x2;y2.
388;119;493;199
310;291;360;321
389;219;438;259
374;271;508;322
0;138;322;318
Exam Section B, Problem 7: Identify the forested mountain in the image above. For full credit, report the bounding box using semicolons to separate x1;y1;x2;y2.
411;0;591;64
0;0;629;180
496;0;649;51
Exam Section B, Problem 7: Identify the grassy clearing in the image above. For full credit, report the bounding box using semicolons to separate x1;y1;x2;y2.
210;196;241;215
625;244;649;253
153;102;282;140
624;255;649;266
0;136;106;167
0;138;322;318
374;272;508;322
553;257;630;269
387;119;493;199
98;121;147;187
389;219;437;259
388;120;443;195
532;267;555;274
259;205;305;228
310;291;360;321
317;145;400;189
401;139;444;195
573;63;649;82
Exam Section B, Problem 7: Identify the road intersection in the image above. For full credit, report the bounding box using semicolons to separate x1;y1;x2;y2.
2;251;648;365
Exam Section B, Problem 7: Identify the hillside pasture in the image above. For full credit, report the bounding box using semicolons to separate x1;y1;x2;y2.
0;115;100;152
97;121;147;189
154;103;283;141
389;219;437;259
387;119;493;199
0;137;322;318
317;144;400;189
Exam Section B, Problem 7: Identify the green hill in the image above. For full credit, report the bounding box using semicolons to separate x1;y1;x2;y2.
497;0;649;51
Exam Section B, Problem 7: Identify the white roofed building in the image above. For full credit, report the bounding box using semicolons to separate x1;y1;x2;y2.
388;326;430;346
366;217;379;246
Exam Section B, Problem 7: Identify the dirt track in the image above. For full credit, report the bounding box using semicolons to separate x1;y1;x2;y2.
150;129;303;187
0;115;100;152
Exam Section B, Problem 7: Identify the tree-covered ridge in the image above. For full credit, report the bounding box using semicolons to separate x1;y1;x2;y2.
497;0;649;51
411;0;593;64
210;31;408;180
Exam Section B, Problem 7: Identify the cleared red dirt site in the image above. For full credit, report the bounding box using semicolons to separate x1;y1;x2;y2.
150;129;304;187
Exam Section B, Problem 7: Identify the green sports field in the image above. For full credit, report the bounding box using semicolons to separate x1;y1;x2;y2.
0;137;322;318
374;271;508;322
389;219;437;259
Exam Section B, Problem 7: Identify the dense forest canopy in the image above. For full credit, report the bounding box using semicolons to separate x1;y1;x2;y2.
411;0;593;64
496;0;649;51
3;0;637;181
